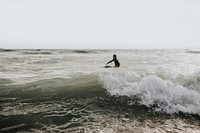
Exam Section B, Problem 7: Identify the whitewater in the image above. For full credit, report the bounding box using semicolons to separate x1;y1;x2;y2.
1;49;200;132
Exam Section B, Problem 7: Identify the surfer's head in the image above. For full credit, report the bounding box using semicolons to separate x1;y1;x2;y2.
113;54;117;59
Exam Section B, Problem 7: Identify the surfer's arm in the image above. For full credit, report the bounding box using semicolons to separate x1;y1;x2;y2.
106;59;114;64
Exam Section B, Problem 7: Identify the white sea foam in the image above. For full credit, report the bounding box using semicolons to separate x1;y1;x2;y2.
99;72;200;115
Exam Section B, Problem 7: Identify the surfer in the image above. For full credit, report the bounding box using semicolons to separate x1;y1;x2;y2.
106;54;120;67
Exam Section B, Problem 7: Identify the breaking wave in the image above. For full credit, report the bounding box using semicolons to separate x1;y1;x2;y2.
99;72;200;115
1;73;200;116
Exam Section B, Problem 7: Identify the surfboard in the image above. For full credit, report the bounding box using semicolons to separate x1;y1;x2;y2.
104;66;112;68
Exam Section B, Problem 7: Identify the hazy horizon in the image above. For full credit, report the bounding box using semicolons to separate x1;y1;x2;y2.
0;47;198;50
0;0;200;49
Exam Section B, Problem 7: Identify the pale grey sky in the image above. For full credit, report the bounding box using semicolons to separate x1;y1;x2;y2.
0;0;199;49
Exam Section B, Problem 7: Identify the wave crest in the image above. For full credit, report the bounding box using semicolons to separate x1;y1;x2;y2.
99;73;200;115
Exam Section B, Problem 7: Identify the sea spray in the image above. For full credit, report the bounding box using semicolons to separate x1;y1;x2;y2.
99;72;200;115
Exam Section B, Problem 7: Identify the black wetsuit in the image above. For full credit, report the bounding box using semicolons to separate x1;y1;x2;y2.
107;59;120;67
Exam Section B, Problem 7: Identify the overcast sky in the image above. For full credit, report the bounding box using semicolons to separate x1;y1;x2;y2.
0;0;199;49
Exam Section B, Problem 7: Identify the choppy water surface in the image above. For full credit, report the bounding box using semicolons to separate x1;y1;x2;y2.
1;49;200;132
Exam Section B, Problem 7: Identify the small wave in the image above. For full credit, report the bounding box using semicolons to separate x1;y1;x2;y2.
0;49;15;52
0;78;12;84
187;50;200;54
72;50;92;54
0;75;105;99
99;73;200;115
22;51;52;55
32;58;59;64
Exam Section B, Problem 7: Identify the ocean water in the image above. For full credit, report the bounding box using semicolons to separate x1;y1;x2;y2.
1;49;200;132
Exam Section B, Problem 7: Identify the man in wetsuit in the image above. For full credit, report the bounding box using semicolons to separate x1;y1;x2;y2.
106;54;120;67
